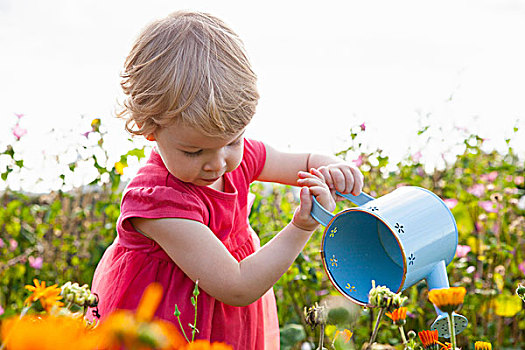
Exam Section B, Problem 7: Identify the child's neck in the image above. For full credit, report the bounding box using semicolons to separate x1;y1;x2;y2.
207;176;224;192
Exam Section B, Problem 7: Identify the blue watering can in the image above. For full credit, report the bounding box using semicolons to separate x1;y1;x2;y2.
311;186;468;338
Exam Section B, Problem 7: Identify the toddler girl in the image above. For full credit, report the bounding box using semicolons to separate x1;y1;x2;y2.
90;11;364;350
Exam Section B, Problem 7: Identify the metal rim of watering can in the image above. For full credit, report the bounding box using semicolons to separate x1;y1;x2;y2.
320;206;408;307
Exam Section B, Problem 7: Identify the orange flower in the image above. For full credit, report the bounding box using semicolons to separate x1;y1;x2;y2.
24;279;64;312
418;330;439;350
475;341;492;350
428;287;466;313
1;315;103;350
334;329;353;344
182;340;234;350
97;282;186;350
385;306;407;324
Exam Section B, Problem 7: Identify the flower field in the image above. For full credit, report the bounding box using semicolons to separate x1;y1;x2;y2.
0;116;524;349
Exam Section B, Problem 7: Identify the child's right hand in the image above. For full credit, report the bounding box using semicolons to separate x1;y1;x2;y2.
293;168;336;231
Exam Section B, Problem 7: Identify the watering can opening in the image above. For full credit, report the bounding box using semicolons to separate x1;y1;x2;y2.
322;209;406;306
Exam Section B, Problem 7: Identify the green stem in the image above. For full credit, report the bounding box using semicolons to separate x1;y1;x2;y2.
176;315;190;343
368;308;386;349
447;312;457;349
399;325;407;346
318;323;325;350
191;293;198;342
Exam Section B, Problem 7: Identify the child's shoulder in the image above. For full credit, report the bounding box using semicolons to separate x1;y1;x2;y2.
124;148;195;199
128;148;171;188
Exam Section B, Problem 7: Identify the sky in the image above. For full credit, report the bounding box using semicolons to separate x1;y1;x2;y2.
1;0;524;192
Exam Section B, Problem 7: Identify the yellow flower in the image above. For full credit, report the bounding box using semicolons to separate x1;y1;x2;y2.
114;161;126;175
91;118;101;131
1;315;102;350
418;330;438;350
24;279;64;312
428;287;466;313
334;329;353;344
475;341;492;350
182;340;234;349
493;294;522;317
437;341;452;349
97;282;186;350
385;306;407;324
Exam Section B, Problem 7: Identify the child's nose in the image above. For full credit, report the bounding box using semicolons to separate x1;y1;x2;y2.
203;151;227;172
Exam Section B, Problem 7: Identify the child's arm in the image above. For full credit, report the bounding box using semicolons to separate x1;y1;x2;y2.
257;143;364;197
130;169;335;307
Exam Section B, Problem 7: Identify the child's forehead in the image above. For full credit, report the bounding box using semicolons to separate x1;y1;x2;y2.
164;122;245;148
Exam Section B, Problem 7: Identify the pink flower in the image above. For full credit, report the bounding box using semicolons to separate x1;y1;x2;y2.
466;266;476;274
15;113;24;119
467;183;485;198
360;122;366;131
475;221;483;232
0;239;4;248
443;198;458;209
456;244;471;258
353;154;366;167
12;124;27;140
28;256;43;270
515;176;524;186
479;200;502;213
412;151;423;163
504;187;518;195
0;304;4;316
9;239;18;251
519;261;525;275
81;131;91;138
480;171;498;182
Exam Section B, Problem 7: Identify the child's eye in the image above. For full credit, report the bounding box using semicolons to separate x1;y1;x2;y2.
229;137;243;146
182;150;202;157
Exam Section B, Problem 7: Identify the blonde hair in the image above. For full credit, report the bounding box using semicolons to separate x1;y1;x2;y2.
118;11;259;137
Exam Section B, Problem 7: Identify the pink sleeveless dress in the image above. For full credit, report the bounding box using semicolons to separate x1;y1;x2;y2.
90;138;280;349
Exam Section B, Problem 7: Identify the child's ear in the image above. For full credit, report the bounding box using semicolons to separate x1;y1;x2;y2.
136;121;155;141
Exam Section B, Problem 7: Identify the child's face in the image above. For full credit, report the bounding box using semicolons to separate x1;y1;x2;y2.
153;120;245;187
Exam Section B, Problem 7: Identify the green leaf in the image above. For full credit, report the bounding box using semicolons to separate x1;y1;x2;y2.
417;125;430;135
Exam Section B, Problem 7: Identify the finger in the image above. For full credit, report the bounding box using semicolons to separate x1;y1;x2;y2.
308;185;336;212
340;166;355;194
334;189;346;202
309;167;327;184
298;170;323;180
315;167;333;189
329;167;347;194
297;177;326;188
298;186;312;213
350;166;364;195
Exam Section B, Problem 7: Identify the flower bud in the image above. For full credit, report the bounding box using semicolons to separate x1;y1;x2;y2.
517;284;525;300
87;294;98;307
74;294;86;306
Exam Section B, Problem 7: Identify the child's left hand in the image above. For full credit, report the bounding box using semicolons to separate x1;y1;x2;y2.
309;163;364;200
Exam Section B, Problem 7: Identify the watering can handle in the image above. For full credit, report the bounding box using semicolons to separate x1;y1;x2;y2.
336;191;375;206
311;191;375;227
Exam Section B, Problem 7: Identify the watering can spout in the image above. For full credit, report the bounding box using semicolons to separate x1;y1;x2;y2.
426;261;468;338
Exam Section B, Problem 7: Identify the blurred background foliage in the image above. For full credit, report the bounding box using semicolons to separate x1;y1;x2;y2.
0;117;523;349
